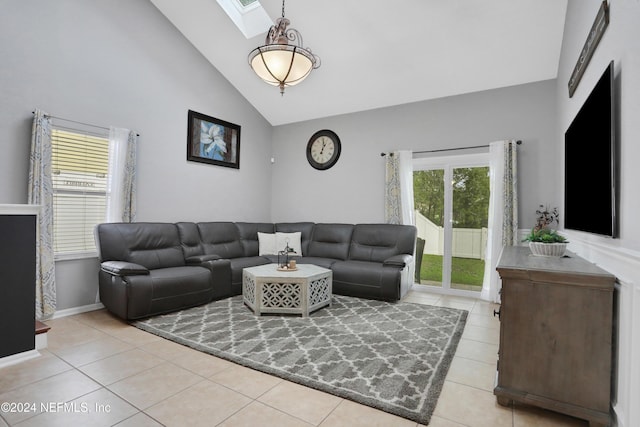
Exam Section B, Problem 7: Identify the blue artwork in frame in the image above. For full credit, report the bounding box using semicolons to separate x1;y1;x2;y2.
187;110;240;169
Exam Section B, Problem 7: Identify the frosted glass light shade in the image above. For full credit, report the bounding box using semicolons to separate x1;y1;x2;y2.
249;44;314;91
247;8;320;95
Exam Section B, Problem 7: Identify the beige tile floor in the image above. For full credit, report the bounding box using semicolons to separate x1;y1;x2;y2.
0;288;588;427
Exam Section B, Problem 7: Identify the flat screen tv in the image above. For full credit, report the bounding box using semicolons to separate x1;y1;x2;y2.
564;61;617;237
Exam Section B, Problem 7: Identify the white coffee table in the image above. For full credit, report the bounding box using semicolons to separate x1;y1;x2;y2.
242;263;332;317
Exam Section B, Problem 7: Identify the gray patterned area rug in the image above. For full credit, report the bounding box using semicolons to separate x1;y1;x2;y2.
133;295;467;425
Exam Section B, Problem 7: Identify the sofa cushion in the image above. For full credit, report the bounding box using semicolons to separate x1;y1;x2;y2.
307;223;354;260
293;256;338;269
331;260;402;301
96;222;185;269
277;232;302;255
125;266;213;319
236;222;275;256
349;224;417;262
197;222;244;258
261;255;336;269
257;232;277;255
275;222;314;255
228;256;271;293
258;232;303;256
176;222;202;258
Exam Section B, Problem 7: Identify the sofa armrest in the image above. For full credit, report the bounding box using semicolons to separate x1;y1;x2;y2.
186;256;231;275
185;254;221;265
192;258;233;299
101;261;149;276
383;254;412;268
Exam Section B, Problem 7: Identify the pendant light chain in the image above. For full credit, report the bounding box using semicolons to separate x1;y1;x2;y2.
282;0;285;18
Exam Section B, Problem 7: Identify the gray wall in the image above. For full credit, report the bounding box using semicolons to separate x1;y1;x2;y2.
0;0;273;310
271;80;559;227
557;0;640;250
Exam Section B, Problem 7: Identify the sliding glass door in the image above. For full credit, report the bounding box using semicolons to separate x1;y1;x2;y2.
413;169;445;287
413;154;490;296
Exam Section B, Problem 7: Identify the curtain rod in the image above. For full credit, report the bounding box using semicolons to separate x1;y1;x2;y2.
380;140;522;157
32;111;140;136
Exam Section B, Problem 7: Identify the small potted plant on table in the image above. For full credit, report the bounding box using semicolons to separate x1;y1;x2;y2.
523;205;568;257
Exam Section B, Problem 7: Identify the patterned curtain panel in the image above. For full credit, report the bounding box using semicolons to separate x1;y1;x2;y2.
481;140;519;303
28;109;57;319
502;142;519;246
384;151;415;225
384;153;402;224
384;150;416;286
106;127;137;223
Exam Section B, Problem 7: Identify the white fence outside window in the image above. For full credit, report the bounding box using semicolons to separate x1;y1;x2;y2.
415;210;487;260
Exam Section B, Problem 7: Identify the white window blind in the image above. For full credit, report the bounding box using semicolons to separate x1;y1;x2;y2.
51;128;109;256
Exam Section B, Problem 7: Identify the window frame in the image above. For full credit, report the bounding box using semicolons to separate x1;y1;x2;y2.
50;127;110;261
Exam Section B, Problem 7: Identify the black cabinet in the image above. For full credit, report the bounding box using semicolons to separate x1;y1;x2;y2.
0;207;37;359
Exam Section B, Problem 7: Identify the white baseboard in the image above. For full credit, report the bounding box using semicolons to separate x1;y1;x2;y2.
35;332;48;350
0;350;40;369
51;302;105;319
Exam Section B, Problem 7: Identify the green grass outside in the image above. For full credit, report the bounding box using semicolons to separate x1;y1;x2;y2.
418;254;485;287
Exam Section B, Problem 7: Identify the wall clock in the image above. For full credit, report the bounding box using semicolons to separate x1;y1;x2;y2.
306;130;341;170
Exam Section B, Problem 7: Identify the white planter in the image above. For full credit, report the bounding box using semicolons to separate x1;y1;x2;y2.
529;242;567;257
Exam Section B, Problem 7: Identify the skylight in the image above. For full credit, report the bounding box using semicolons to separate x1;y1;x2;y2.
237;0;258;7
217;0;273;39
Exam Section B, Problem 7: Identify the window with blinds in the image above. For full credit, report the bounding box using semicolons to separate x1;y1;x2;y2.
51;128;109;256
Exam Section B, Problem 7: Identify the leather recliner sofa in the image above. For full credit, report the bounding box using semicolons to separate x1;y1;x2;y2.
95;221;417;320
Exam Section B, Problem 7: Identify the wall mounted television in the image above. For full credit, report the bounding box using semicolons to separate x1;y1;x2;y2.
564;60;617;237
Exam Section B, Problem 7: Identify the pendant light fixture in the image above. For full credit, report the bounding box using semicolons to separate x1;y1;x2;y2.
248;0;320;95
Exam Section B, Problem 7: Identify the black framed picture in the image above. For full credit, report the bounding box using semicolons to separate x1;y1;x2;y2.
187;110;240;169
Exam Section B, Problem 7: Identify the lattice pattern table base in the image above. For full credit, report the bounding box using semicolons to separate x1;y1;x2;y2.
243;264;332;317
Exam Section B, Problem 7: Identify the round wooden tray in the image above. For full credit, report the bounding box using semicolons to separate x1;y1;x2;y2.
277;266;298;272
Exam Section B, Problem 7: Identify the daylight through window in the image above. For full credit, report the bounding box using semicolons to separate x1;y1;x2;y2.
51;128;109;256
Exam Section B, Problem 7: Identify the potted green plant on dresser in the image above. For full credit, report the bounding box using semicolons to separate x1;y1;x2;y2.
523;205;568;257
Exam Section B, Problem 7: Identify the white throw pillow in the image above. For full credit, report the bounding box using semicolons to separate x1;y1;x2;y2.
257;232;277;255
275;232;302;256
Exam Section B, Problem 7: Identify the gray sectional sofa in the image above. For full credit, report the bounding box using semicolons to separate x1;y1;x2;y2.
95;221;417;320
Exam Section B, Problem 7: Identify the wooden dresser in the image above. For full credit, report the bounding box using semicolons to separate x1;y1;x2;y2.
495;246;615;427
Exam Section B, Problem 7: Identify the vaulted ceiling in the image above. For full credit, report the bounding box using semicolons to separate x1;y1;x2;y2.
150;0;568;126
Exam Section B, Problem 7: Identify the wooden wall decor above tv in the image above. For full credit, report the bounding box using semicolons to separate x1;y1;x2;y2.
568;0;609;98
